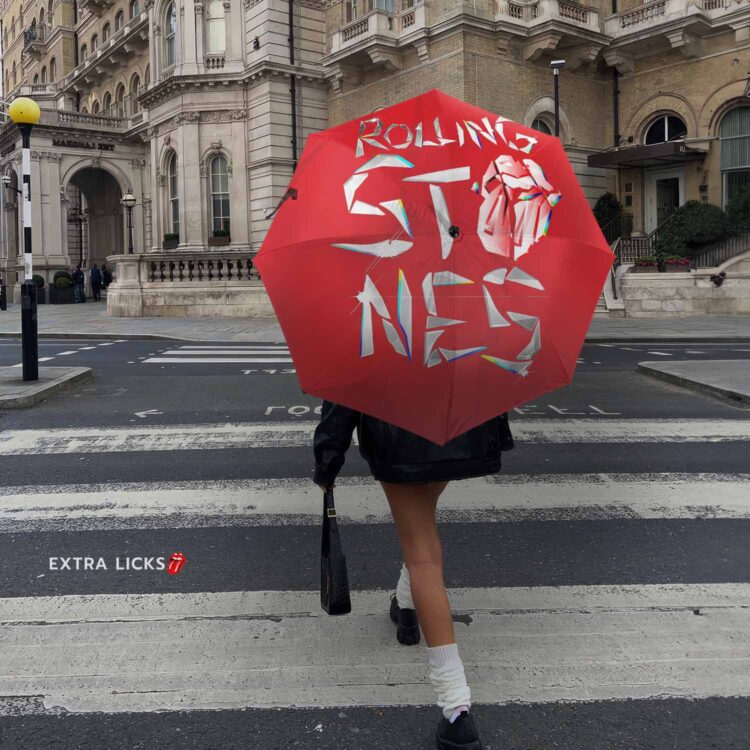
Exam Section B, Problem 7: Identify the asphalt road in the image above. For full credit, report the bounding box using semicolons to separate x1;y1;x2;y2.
0;337;749;749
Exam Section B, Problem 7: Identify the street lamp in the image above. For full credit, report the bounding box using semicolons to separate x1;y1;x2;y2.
550;59;566;139
120;192;136;254
8;96;41;382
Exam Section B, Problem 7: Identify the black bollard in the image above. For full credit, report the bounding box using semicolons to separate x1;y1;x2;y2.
21;280;38;381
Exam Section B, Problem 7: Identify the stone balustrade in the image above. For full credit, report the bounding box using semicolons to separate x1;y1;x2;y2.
106;252;274;318
330;2;428;54
603;0;739;36
497;0;600;30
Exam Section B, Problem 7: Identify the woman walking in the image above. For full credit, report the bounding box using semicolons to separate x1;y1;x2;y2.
313;400;514;750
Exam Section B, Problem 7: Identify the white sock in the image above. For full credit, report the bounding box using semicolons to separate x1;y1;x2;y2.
427;643;472;721
396;562;414;610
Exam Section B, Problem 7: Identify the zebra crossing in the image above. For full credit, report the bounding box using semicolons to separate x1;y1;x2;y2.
142;344;292;365
1;416;749;745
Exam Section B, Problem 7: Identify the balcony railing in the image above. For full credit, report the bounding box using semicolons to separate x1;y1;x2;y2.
23;23;48;47
61;11;148;91
497;0;600;30
58;110;126;129
603;0;738;37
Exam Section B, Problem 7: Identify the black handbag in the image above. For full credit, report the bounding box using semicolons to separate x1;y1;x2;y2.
320;488;352;615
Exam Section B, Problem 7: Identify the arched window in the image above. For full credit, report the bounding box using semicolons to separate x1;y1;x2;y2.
39;8;45;26
115;83;126;116
81;106;89;114
130;0;140;17
103;22;110;41
11;62;16;87
130;74;141;113
80;43;88;60
165;2;177;67
33;74;40;84
531;117;553;136
49;57;56;80
210;155;230;233
167;151;179;236
92;100;100;114
206;0;225;53
10;17;15;39
720;107;750;206
116;10;125;29
103;91;112;114
645;115;687;145
91;33;98;51
41;66;47;83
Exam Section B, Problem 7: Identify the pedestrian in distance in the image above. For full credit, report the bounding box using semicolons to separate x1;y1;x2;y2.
313;402;514;750
102;263;113;290
72;264;86;303
90;263;102;302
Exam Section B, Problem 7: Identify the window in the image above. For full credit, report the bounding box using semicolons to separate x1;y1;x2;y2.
33;74;40;84
91;33;98;51
50;57;56;80
116;10;125;29
10;17;15;39
531;117;553;136
720;107;750;207
41;66;47;83
103;91;112;114
645;115;687;145
165;2;177;67
130;0;140;17
130;74;141;112
206;0;225;53
210;155;230;233
103;22;110;41
115;83;126;116
92;100;100;114
39;8;45;26
11;62;16;87
167;151;179;236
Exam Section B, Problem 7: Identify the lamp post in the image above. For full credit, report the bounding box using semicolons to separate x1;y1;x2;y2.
120;192;136;254
8;97;41;382
550;59;566;139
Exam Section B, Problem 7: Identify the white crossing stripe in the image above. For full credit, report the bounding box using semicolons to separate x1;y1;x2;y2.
1;420;748;456
143;358;294;364
646;351;673;356
685;350;706;354
2;473;750;529
56;351;77;356
1;584;747;714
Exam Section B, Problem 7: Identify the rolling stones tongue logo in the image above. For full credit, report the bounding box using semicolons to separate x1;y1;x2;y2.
331;120;562;377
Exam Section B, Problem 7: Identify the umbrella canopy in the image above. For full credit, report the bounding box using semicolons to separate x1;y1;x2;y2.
255;90;614;445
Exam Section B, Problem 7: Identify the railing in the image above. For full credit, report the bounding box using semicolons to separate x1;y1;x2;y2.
58;110;125;128
148;254;261;283
692;231;750;268
342;17;371;41
506;1;540;21
558;0;590;23
499;0;597;27
205;55;225;69
599;213;634;245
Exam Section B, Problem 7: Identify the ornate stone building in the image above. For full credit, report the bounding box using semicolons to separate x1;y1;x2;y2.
1;0;749;316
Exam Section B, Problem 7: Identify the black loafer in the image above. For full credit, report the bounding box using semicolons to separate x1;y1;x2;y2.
436;711;483;749
389;592;420;645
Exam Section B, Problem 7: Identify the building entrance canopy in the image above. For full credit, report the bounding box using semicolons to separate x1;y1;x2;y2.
587;140;707;170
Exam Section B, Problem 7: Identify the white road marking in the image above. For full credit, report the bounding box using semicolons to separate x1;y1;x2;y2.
56;351;77;356
37;357;54;362
98;342;115;346
1;420;748;455
143;358;294;364
646;351;673;356
685;350;706;354
619;347;643;351
161;350;292;356
0;474;748;529
78;347;96;350
1;584;747;714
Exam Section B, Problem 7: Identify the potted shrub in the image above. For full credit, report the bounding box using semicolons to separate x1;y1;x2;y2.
661;256;691;272
631;255;658;272
32;274;46;304
208;228;231;247
162;233;179;250
49;275;75;304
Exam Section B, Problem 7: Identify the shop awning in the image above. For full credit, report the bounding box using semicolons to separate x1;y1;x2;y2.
587;140;707;169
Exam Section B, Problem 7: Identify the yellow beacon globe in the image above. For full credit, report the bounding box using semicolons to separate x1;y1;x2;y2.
8;97;41;126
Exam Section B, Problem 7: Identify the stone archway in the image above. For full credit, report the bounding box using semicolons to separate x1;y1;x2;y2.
65;167;124;267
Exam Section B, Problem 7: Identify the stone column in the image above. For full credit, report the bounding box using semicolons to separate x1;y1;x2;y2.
179;120;204;249
224;0;243;70
195;0;205;68
181;0;200;74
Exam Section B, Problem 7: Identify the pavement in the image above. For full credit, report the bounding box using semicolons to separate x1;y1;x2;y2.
639;359;750;405
0;302;749;342
0;365;92;408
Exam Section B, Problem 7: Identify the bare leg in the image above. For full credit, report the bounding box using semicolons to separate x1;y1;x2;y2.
381;480;452;646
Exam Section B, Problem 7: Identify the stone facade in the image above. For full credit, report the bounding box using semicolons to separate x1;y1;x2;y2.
2;0;750;316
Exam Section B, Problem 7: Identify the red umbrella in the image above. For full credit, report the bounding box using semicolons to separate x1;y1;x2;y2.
254;90;614;445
